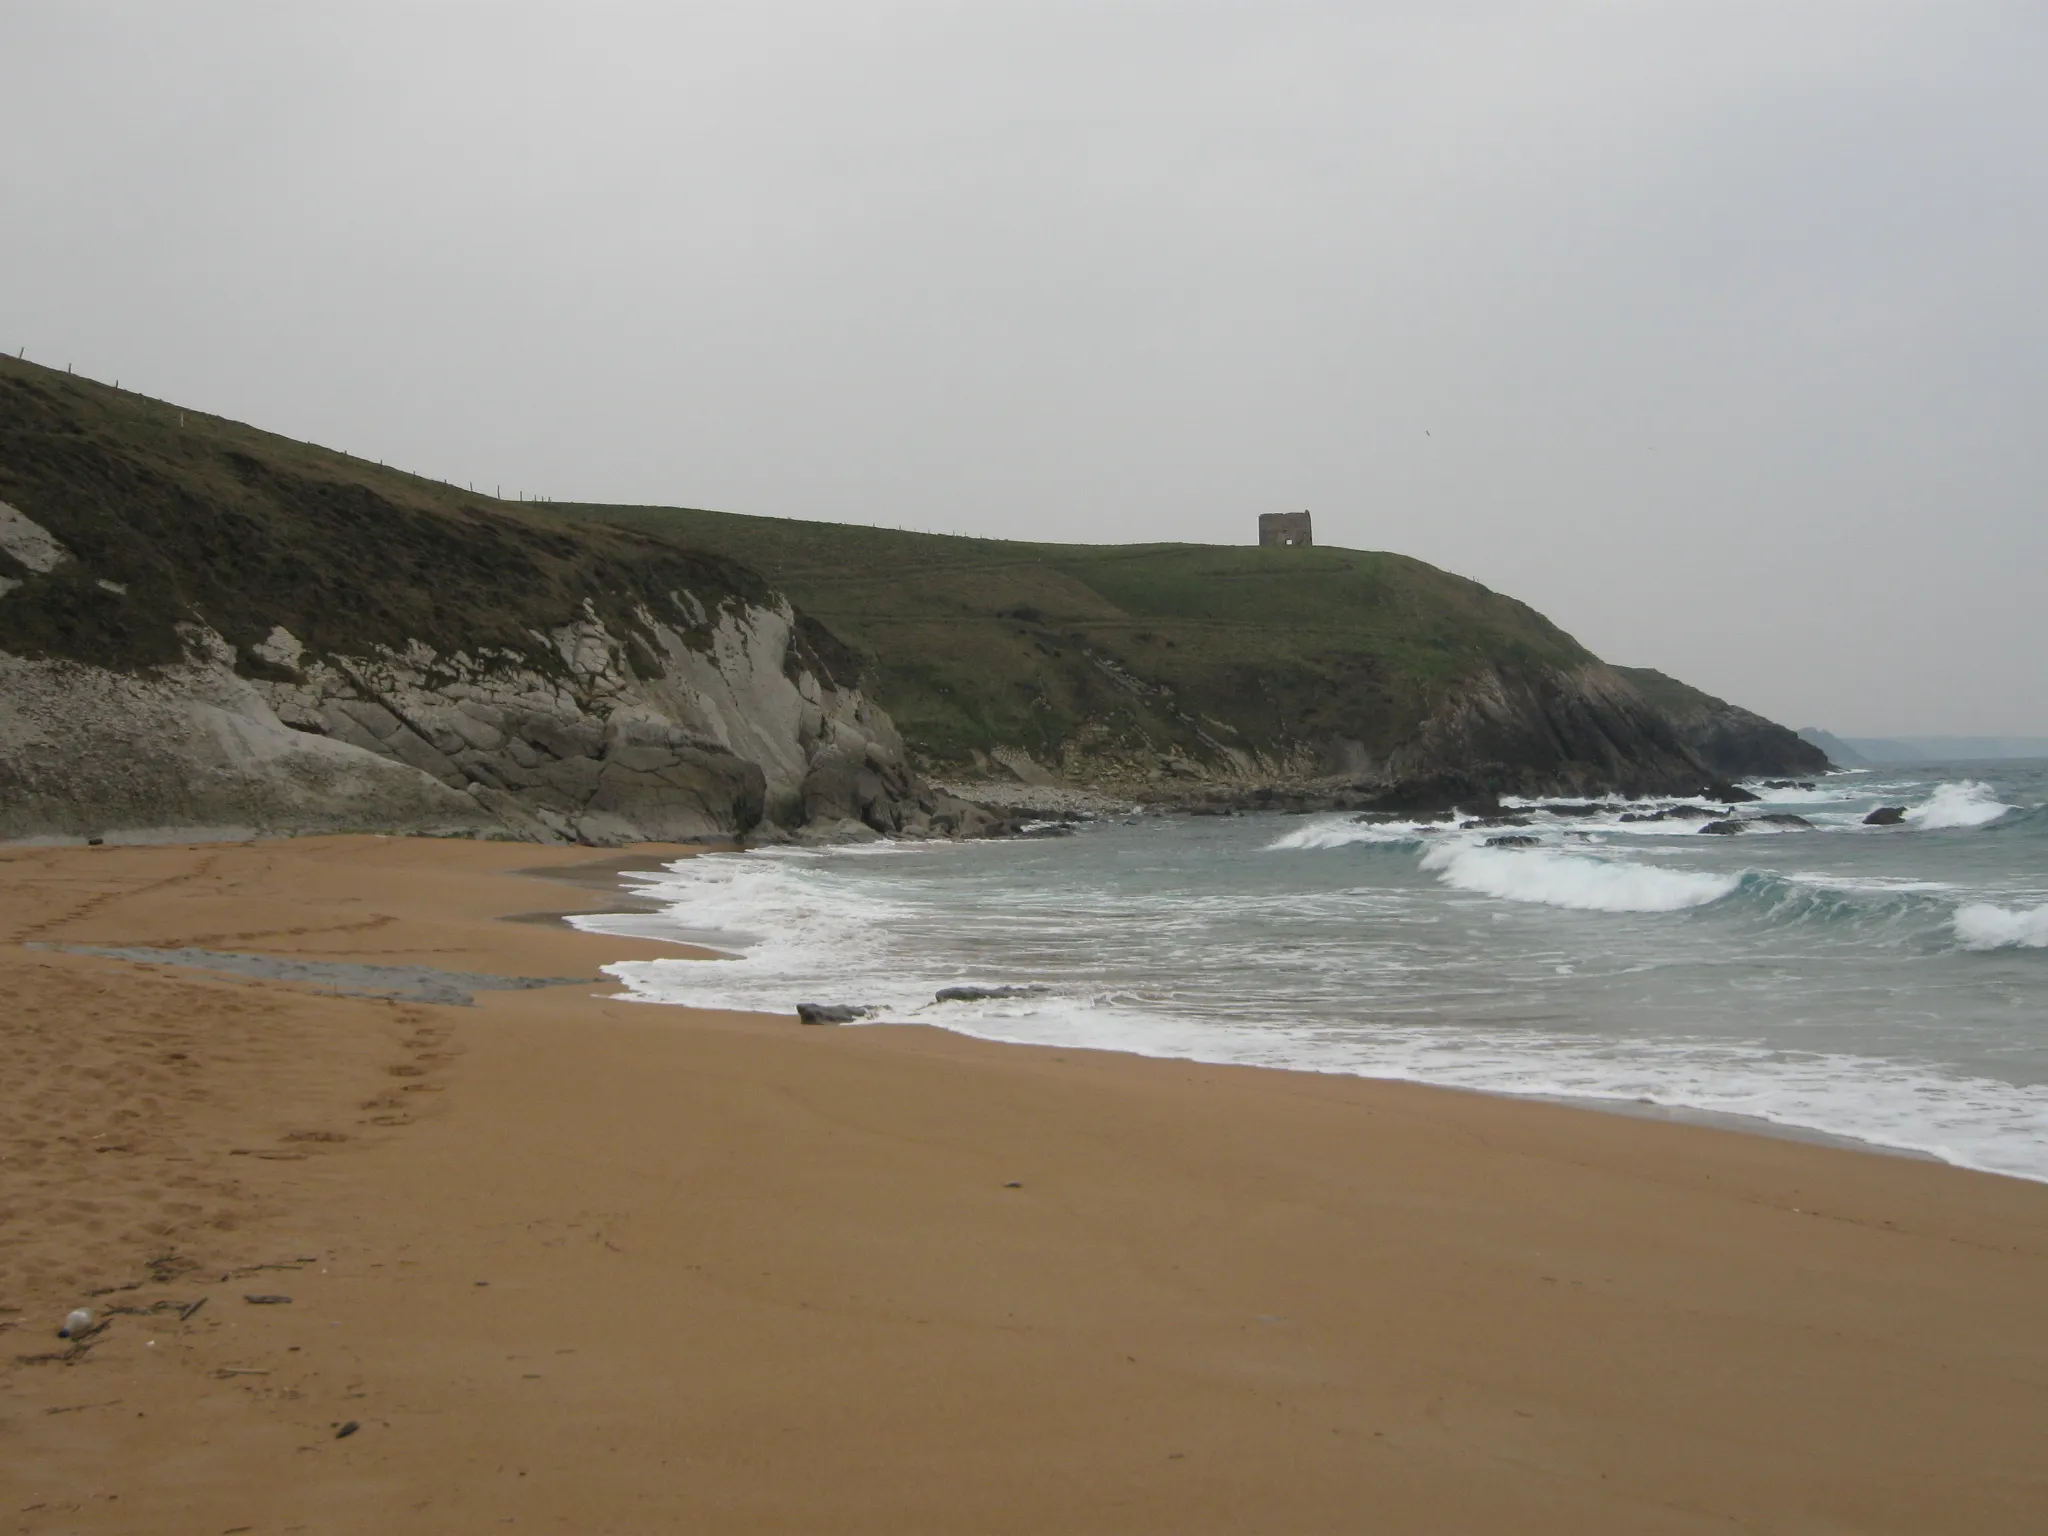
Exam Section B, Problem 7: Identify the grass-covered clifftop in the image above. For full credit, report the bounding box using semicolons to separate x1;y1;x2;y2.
557;503;1603;779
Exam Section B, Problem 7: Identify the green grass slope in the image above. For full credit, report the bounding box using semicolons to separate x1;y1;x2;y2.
0;358;802;685
557;503;1599;777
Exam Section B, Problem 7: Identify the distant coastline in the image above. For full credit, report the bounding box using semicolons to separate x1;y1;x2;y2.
1800;727;2048;766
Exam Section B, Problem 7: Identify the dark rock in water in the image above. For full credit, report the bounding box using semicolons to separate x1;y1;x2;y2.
1659;805;1714;820
1864;805;1908;826
1763;780;1818;791
1545;803;1605;817
1702;780;1760;804
796;1003;869;1025
1485;834;1540;847
1460;815;1533;830
934;985;1049;1004
1362;777;1506;818
1702;813;1812;835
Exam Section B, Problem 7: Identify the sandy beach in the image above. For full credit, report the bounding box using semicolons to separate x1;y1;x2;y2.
4;835;2046;1533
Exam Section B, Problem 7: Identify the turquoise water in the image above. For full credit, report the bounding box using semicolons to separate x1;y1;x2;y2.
579;763;2048;1181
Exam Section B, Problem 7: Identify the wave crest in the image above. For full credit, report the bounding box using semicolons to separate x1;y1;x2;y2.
1419;843;1738;913
1266;816;1431;851
1908;781;2014;830
1954;903;2048;950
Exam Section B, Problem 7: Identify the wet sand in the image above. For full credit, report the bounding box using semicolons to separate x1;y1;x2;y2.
3;835;2046;1532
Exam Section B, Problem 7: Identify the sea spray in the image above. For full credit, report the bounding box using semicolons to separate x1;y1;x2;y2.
1908;780;2014;830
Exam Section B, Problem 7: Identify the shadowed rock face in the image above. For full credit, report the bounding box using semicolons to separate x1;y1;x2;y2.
961;661;1786;815
1613;667;1831;780
1387;663;1709;801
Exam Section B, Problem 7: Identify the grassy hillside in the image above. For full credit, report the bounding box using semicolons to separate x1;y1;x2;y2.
0;358;801;683
556;503;1599;774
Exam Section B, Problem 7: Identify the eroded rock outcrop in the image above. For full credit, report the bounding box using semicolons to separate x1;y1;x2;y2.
0;565;1000;844
1381;663;1709;801
250;597;1006;844
0;632;494;843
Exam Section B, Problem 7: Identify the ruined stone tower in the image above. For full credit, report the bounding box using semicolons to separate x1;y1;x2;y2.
1259;510;1312;547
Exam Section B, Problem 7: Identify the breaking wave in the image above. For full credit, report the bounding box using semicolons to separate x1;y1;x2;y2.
1908;781;2014;830
1265;817;1435;850
576;755;2048;1182
1954;903;2048;951
1418;842;1738;913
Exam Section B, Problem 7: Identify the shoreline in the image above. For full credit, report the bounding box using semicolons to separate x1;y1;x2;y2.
5;835;2046;1531
546;845;1971;1177
1527;1089;1944;1164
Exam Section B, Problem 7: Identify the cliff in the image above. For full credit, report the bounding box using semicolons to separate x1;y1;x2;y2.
0;357;1823;843
1614;668;1832;780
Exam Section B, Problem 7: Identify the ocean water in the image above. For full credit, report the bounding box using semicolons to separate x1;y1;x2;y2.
575;762;2048;1182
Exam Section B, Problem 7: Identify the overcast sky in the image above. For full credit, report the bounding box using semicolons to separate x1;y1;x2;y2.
4;2;2042;734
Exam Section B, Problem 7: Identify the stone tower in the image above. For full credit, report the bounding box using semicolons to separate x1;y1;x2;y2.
1259;510;1312;548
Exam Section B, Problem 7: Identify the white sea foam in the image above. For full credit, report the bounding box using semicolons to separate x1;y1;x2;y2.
1907;780;2014;830
572;796;2048;1183
594;916;2048;1184
1739;783;1857;804
1419;842;1738;913
574;850;925;978
1954;902;2048;950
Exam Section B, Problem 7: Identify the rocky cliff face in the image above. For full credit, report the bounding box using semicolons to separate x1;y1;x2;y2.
978;661;1771;811
246;596;997;844
1613;668;1831;780
0;499;996;845
1379;662;1722;801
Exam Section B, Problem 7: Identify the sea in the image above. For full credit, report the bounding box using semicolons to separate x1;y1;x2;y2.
573;762;2048;1183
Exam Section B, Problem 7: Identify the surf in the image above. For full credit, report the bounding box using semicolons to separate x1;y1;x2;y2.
1417;841;1738;913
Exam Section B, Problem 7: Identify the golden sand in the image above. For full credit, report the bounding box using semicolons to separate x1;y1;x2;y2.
4;836;2045;1531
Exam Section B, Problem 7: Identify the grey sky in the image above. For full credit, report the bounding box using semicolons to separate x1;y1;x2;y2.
4;2;2042;734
